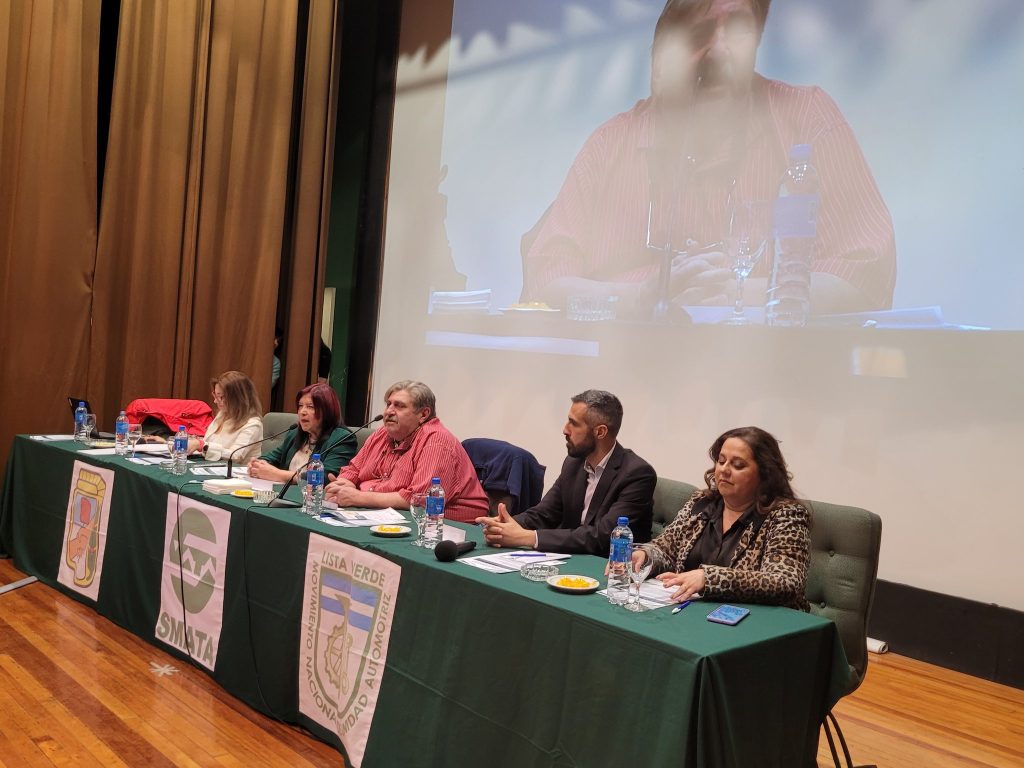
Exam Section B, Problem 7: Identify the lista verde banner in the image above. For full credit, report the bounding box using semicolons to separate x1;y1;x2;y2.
57;461;115;601
154;494;231;671
299;533;401;768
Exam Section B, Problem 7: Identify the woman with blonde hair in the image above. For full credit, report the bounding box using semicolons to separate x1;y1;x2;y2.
184;371;264;461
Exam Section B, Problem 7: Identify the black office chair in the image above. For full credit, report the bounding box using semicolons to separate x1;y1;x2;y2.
805;499;882;768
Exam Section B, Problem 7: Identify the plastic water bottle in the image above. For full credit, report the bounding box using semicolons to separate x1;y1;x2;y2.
114;411;129;455
172;426;189;475
304;453;325;517
607;516;633;605
767;143;819;327
74;401;88;443
423;477;445;547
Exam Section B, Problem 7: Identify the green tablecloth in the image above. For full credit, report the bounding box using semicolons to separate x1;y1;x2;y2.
1;436;847;767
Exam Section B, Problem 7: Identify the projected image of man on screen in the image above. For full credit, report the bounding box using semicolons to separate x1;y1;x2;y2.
521;0;896;319
476;390;655;555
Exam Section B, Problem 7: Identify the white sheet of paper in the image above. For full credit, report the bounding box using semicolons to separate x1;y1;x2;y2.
442;524;466;543
132;443;172;454
460;551;571;574
322;507;409;526
191;466;248;479
133;455;167;465
189;467;225;476
459;556;516;574
31;434;76;441
78;447;117;456
317;515;348;527
597;580;677;610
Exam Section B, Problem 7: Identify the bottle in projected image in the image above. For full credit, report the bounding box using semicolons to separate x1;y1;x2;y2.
767;143;819;327
74;401;88;442
607;516;633;605
423;477;445;547
114;410;129;455
172;426;189;475
304;453;325;517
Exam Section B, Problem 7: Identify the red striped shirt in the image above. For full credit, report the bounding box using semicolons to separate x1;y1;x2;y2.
523;76;896;311
338;418;489;522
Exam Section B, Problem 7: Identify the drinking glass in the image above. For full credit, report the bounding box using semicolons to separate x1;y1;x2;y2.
723;199;772;325
84;414;97;443
410;493;427;547
127;423;142;458
625;544;655;612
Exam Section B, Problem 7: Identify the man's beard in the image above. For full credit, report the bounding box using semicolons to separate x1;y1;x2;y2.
566;434;596;459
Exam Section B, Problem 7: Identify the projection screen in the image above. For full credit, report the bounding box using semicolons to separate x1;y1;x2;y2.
372;0;1024;610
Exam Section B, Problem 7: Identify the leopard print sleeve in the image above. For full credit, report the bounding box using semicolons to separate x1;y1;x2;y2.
645;490;708;576
701;501;811;611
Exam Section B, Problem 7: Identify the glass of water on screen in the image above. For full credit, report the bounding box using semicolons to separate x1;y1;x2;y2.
723;199;772;325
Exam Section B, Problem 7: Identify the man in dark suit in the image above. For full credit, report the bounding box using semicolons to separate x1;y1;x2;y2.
476;390;655;555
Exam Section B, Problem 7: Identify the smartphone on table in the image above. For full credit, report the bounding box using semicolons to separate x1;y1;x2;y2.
706;604;750;625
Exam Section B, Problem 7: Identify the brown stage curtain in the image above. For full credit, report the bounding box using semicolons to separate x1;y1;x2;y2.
279;0;343;407
91;0;343;426
0;1;100;466
90;0;302;422
0;0;341;463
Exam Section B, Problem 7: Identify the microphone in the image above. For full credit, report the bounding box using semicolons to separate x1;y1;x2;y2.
362;413;384;430
226;425;294;479
434;540;477;562
267;414;383;509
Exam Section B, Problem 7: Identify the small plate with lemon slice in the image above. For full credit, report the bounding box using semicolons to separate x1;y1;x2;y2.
370;524;412;538
546;575;600;594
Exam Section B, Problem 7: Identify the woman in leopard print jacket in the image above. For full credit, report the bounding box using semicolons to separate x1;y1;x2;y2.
638;426;810;611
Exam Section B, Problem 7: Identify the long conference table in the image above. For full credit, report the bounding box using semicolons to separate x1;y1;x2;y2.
1;435;849;767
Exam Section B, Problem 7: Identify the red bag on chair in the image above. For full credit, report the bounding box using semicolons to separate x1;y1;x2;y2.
124;398;214;435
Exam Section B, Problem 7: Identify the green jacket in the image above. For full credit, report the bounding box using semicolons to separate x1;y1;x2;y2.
260;425;356;477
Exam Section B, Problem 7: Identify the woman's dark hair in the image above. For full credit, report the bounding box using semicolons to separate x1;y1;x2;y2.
293;382;341;449
702;426;795;513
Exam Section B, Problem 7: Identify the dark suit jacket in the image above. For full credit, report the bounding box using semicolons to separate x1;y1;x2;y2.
513;443;655;555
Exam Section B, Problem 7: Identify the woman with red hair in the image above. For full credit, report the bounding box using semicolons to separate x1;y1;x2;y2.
248;383;356;482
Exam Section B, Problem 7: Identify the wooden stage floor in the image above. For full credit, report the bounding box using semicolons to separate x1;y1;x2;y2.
1;559;1021;767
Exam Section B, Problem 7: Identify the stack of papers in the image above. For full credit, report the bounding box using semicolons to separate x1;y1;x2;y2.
322;507;409;527
428;289;492;315
202;478;252;495
461;551;571;574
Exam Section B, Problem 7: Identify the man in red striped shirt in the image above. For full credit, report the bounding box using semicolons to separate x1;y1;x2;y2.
324;380;489;522
522;0;895;317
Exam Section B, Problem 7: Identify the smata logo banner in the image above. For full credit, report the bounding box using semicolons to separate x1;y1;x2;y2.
299;534;401;768
154;495;231;671
57;461;115;600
